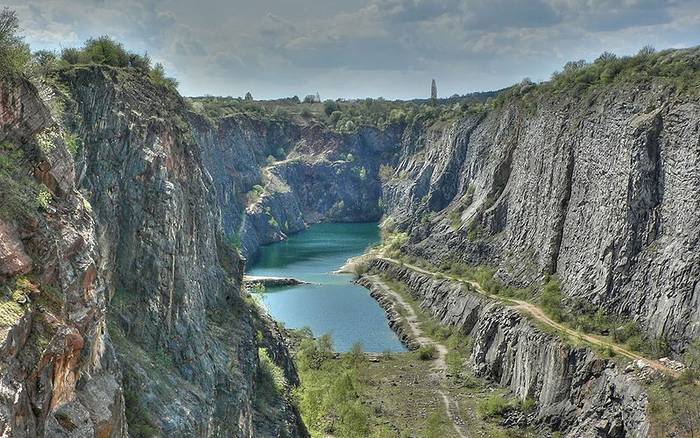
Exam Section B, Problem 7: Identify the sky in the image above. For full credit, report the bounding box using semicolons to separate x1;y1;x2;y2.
9;0;700;99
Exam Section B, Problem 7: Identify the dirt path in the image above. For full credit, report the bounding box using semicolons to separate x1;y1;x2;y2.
377;257;680;378
368;275;468;438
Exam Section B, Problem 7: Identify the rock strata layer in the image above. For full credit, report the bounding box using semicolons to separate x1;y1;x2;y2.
364;258;650;438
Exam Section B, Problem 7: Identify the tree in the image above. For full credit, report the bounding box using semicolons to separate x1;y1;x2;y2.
323;99;339;116
244;91;253;101
149;62;178;90
80;36;130;67
0;7;31;79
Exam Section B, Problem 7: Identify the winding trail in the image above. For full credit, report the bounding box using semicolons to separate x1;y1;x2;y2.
377;256;680;378
368;275;469;438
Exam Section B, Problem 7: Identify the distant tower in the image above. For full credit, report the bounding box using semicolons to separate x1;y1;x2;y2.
315;92;321;103
431;79;437;103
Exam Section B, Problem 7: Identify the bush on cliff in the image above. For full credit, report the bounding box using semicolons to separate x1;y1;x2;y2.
539;276;564;322
0;8;31;80
59;36;178;90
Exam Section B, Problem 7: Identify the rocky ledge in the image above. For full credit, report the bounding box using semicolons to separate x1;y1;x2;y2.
356;277;420;351
244;276;309;287
364;258;650;438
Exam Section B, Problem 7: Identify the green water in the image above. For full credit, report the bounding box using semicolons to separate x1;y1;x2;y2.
248;222;406;353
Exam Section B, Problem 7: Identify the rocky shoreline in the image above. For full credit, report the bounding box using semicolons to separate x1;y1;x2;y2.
244;275;310;287
356;276;420;351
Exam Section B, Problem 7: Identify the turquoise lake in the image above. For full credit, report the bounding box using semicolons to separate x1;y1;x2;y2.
248;222;406;353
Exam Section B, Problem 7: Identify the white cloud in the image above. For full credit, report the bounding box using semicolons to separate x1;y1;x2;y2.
6;0;700;98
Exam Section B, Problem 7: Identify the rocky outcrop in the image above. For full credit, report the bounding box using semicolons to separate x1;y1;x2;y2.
0;221;32;277
365;259;650;438
0;78;125;437
58;65;305;437
356;277;420;350
381;60;700;354
1;66;308;437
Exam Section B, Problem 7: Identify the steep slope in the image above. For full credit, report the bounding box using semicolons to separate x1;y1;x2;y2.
1;67;307;437
361;259;650;438
382;51;700;354
0;78;125;436
59;65;305;436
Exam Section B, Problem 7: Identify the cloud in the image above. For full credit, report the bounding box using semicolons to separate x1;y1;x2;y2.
6;0;700;99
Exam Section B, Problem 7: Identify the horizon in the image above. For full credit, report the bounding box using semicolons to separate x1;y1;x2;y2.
8;1;700;100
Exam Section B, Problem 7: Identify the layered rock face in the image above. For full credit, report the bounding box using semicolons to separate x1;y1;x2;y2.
0;79;125;436
365;259;650;438
1;69;306;437
61;66;305;437
382;80;700;354
190;113;400;258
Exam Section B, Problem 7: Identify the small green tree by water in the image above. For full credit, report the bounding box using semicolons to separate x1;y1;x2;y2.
294;333;386;437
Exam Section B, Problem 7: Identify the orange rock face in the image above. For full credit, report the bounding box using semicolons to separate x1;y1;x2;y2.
0;220;32;278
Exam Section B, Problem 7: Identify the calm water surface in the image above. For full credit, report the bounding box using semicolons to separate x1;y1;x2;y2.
248;222;406;353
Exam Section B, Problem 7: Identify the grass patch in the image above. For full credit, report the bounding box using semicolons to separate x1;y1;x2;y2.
293;333;376;437
0;142;48;222
0;275;34;327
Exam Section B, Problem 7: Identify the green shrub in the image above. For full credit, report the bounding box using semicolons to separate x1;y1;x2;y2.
612;321;641;344
149;62;178;90
0;144;46;221
323;99;339;116
648;377;700;437
123;385;158;437
225;232;242;250
477;394;514;419
258;347;286;393
417;345;437;360
59;36;178;90
540;277;564;322
0;8;31;80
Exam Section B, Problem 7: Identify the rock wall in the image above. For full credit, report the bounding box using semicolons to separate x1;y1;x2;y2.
1;69;307;437
190;113;400;258
0;78;125;436
60;66;305;437
381;68;700;354
365;259;650;438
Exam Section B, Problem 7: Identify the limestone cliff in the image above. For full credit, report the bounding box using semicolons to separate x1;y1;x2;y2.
380;53;700;355
0;78;125;436
190;112;400;258
0;69;306;437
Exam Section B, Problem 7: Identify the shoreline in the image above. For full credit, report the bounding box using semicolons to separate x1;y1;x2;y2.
356;276;420;351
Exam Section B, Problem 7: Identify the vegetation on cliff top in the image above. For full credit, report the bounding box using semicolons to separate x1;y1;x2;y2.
0;8;30;80
34;35;179;91
494;45;700;110
188;92;490;134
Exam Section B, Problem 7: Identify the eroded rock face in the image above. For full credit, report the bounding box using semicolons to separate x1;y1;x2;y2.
190;113;400;258
1;68;308;437
0;220;32;278
382;77;700;354
0;78;125;437
60;66;306;437
365;259;649;438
